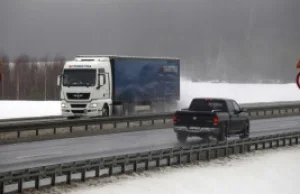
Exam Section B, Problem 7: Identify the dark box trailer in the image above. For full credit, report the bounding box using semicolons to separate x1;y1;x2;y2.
109;56;180;113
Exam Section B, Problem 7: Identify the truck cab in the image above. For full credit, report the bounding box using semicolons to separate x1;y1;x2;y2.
57;56;112;118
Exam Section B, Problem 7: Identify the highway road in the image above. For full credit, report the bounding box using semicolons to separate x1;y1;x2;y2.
1;115;300;173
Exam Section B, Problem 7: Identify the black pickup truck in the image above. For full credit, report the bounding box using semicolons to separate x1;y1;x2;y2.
173;98;250;143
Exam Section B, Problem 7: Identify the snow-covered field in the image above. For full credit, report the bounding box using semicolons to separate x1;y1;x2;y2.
0;78;300;119
31;145;300;194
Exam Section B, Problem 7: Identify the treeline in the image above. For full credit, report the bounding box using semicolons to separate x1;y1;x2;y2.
0;52;295;101
0;54;65;101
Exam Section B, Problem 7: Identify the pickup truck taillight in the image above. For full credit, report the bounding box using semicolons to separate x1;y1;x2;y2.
213;116;219;125
173;115;178;122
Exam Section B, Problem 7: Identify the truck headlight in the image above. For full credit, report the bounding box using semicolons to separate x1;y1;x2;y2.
61;103;66;108
90;103;97;108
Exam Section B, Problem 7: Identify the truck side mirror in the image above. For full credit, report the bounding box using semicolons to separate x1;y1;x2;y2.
57;75;61;86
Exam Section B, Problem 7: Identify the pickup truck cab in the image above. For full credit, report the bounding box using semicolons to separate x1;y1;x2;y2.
173;98;250;143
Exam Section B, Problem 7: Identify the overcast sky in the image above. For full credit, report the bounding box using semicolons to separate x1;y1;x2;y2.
1;0;300;80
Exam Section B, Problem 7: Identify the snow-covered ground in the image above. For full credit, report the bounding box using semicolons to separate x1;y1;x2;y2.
32;145;300;194
0;78;300;119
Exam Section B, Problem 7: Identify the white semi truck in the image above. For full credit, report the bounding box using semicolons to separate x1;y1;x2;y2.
57;55;180;118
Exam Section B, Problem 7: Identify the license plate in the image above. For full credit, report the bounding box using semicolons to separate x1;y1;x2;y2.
189;126;201;130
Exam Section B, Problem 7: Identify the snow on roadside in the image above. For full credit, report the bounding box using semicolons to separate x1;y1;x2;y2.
1;79;300;119
25;145;300;194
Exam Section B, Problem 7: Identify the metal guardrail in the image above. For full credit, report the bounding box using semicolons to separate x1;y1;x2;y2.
0;130;299;193
0;116;62;123
0;102;300;143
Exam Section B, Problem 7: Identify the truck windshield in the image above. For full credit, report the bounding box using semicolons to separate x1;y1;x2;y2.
189;99;228;112
63;69;96;87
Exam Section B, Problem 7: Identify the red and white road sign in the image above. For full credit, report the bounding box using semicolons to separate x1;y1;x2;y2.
296;72;300;89
297;60;300;69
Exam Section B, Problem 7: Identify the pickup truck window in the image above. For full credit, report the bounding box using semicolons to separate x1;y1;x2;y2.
189;99;228;112
232;100;240;110
227;101;235;112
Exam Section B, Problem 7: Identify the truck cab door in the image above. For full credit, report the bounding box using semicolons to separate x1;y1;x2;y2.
226;100;239;133
98;69;110;99
232;100;246;130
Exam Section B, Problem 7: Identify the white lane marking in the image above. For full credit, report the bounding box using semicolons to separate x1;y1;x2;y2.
16;151;63;159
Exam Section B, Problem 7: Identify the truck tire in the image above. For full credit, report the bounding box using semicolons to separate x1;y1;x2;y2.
217;123;227;142
102;105;109;117
176;132;188;143
239;121;250;139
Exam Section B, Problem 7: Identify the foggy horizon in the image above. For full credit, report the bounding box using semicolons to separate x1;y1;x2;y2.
1;0;299;82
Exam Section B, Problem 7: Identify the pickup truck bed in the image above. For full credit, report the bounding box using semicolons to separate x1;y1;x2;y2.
173;98;250;143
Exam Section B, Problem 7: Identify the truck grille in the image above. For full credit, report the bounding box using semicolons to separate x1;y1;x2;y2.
67;93;90;100
71;104;86;108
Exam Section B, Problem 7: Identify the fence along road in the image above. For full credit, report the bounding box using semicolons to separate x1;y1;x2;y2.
0;118;300;193
1;101;300;144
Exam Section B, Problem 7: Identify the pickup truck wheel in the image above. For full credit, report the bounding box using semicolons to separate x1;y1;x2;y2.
240;121;250;139
217;123;227;142
176;132;188;143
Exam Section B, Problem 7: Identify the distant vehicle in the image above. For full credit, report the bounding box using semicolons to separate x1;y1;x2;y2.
172;98;250;143
57;55;180;118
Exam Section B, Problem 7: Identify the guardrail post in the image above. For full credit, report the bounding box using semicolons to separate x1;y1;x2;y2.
133;161;137;172
18;179;23;193
81;170;86;182
95;167;100;177
67;172;71;184
51;174;56;186
239;140;244;153
121;163;126;173
167;154;171;166
197;146;201;161
187;148;192;163
36;129;39;136
35;176;40;189
0;181;3;194
207;142;211;161
178;148;182;164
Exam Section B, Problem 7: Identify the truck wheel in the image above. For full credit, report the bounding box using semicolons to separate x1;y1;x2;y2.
217;123;227;142
176;132;188;143
240;121;250;139
102;106;109;117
